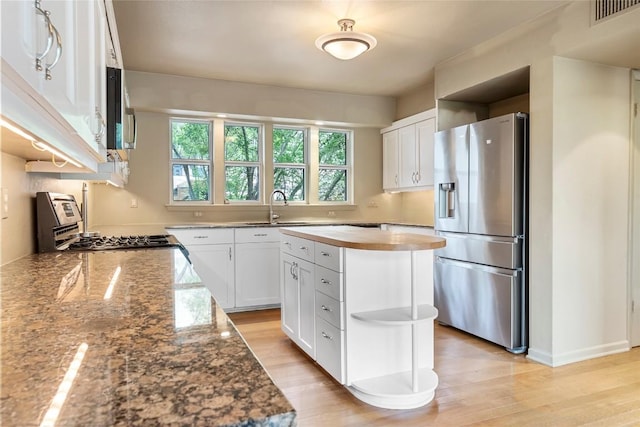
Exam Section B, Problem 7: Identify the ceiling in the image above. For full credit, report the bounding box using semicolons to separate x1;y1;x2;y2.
111;0;570;97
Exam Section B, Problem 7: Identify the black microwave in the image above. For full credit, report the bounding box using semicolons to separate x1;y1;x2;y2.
106;67;136;151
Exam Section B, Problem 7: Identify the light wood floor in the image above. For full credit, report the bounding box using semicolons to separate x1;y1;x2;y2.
228;309;640;426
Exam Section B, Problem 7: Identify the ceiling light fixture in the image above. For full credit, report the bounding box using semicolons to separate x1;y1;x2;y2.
315;19;377;60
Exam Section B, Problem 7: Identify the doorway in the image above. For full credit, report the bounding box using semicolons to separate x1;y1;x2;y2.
631;70;640;347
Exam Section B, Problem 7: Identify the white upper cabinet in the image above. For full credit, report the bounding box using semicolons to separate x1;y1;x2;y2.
381;109;436;192
0;0;108;168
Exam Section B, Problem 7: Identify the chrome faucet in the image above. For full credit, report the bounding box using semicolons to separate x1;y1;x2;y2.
269;189;288;224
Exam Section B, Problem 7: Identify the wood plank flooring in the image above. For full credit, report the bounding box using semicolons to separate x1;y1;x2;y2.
228;309;640;426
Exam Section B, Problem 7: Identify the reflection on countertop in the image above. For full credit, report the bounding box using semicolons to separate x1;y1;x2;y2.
0;248;295;426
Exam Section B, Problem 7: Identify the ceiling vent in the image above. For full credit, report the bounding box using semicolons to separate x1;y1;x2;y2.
592;0;640;23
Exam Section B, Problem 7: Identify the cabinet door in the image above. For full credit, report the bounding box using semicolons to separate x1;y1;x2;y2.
398;124;417;188
188;244;235;309
281;253;299;340
235;241;280;308
1;0;43;91
382;130;399;191
297;258;316;358
415;118;435;187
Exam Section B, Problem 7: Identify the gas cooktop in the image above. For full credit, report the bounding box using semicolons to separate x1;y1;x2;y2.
67;234;178;251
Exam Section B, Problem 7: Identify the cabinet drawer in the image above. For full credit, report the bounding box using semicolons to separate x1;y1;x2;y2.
168;228;234;245
315;291;343;329
235;227;280;243
315;265;343;301
280;235;314;262
315;317;345;384
314;242;343;272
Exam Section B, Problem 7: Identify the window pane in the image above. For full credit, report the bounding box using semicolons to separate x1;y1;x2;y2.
225;166;260;201
319;130;347;165
172;164;210;201
319;169;346;201
225;124;260;162
274;167;305;201
171;121;210;160
273;128;305;163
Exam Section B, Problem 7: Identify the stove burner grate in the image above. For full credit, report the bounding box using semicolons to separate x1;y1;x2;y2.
67;234;174;251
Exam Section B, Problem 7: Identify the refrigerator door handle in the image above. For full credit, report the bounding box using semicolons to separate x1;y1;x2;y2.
435;231;521;244
435;256;518;277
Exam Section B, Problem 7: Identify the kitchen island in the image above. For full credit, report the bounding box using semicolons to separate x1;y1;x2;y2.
279;226;445;409
0;248;295;426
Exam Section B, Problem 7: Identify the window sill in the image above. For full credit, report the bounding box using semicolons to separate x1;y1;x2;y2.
165;203;358;212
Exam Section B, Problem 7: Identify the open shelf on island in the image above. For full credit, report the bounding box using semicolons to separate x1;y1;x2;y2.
351;304;438;325
348;368;439;410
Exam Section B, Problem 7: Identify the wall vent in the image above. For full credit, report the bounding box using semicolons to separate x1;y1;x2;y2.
592;0;640;23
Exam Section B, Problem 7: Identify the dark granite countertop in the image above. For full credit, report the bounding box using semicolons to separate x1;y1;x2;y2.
0;248;295;426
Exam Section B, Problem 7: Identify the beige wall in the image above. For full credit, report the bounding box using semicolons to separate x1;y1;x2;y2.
0;153;84;264
435;1;638;366
395;81;436;121
90;111;405;227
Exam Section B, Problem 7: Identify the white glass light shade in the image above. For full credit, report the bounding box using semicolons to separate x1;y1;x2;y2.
315;19;377;60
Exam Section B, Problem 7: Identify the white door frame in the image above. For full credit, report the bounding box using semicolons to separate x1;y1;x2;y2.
630;69;640;347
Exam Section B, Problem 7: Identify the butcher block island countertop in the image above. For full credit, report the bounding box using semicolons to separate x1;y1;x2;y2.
279;225;446;251
0;248;295;426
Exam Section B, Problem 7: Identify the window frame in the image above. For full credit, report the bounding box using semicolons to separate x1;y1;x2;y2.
317;128;352;204
169;118;213;204
272;125;309;203
223;121;263;204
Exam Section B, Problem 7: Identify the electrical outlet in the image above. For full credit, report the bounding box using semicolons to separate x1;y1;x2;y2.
328;211;336;217
130;199;138;208
367;200;378;208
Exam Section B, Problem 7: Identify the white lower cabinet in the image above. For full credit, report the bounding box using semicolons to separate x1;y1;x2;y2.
168;227;282;311
188;244;235;309
234;227;282;309
169;228;236;309
281;252;315;358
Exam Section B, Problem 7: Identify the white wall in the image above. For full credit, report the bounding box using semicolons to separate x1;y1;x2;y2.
434;1;637;365
549;57;630;364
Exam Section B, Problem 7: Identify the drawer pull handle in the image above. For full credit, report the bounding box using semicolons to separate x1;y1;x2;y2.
321;305;332;312
254;233;267;237
299;246;308;251
320;278;332;285
284;241;291;247
194;236;208;239
321;331;333;340
321;251;331;257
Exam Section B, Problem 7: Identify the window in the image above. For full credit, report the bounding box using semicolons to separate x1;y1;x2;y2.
273;126;307;201
171;119;211;202
318;129;350;202
224;123;261;201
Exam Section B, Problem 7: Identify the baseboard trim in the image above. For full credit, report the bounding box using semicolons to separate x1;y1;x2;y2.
527;340;630;367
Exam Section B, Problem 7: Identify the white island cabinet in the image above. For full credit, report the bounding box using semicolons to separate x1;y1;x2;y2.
279;226;446;410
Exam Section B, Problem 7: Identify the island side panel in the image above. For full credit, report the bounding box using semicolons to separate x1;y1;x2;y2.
344;248;435;385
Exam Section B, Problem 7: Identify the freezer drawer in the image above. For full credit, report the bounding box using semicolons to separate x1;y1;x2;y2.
434;257;525;352
435;231;523;270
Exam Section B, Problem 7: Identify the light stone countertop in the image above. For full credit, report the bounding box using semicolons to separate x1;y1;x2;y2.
0;248;295;426
280;225;446;251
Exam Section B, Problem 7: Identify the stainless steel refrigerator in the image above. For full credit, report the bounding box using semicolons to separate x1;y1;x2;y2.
434;112;527;353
